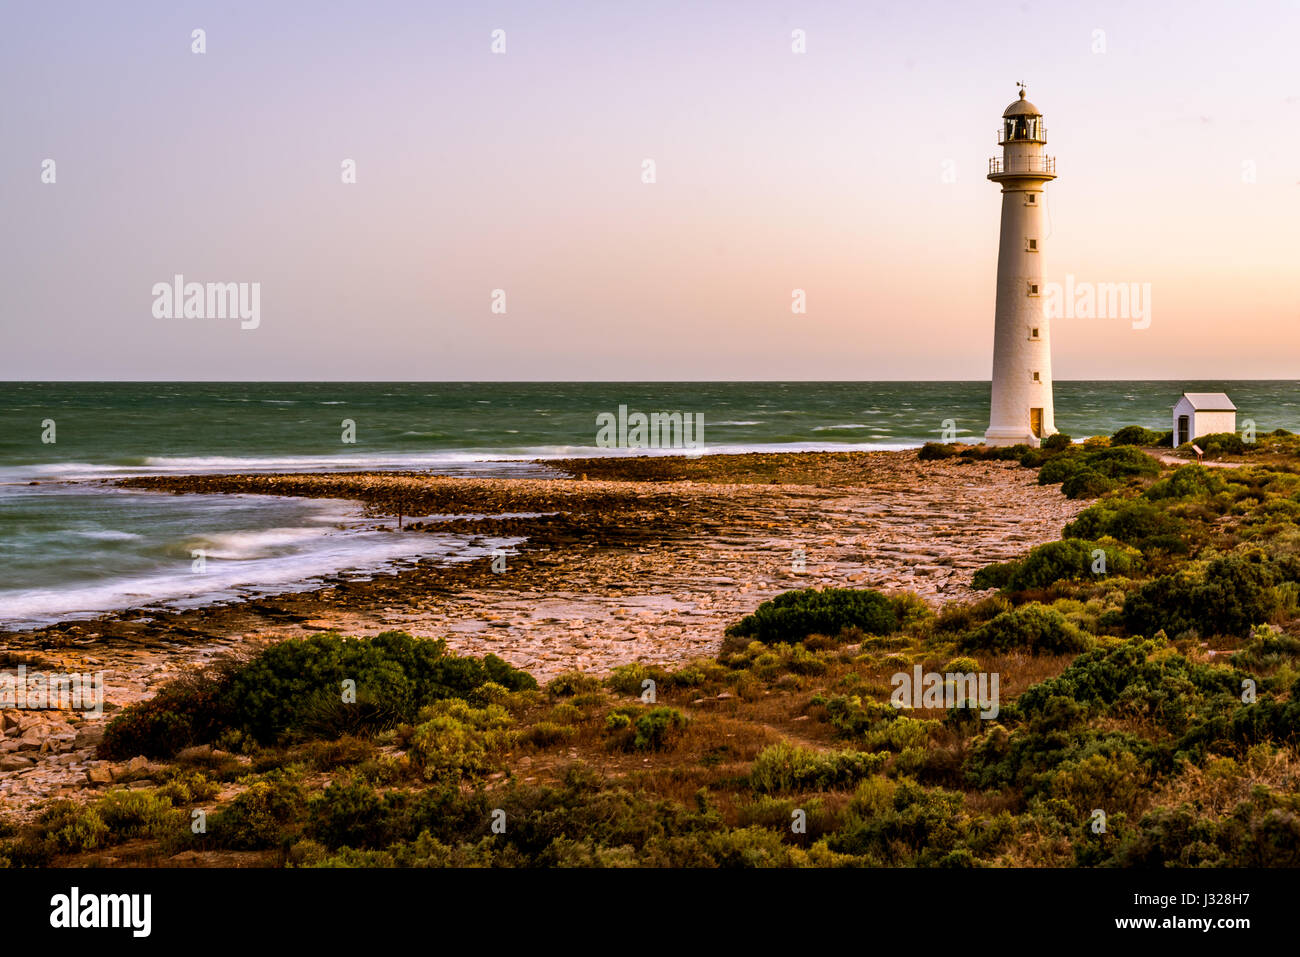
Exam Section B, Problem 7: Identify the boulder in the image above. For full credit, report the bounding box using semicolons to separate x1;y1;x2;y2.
73;725;105;749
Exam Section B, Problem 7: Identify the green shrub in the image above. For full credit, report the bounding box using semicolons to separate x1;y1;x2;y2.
973;539;1136;592
1231;628;1300;669
154;769;220;805
970;561;1015;591
1123;554;1278;639
407;700;513;784
36;801;110;854
628;707;689;752
1037;452;1084;486
306;775;388;849
918;442;959;461
208;770;306;850
1062;469;1116;499
726;588;902;644
224;632;534;745
1064;498;1185;549
96;790;180;841
1084;446;1164;479
1145;464;1226;501
101;632;537;757
1110;425;1165;447
1191;432;1245;457
1047;750;1148;814
546;671;602;697
959;603;1090;654
1042;432;1072;452
826;778;973;865
606;663;669;697
1038;446;1161;490
1105;792;1300;867
749;742;887;793
519;722;577;748
605;711;633;732
1015;637;1244;739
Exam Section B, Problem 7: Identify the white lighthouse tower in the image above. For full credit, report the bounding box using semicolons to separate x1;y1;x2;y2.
985;86;1057;447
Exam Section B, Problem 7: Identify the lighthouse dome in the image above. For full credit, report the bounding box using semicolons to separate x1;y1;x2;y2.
1003;89;1041;117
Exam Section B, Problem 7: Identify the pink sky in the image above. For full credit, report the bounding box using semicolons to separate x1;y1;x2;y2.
3;0;1298;379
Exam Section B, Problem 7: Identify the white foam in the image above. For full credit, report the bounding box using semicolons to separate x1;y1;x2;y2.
1;529;524;629
0;439;926;488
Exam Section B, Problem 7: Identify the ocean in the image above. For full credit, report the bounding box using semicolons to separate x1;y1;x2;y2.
3;380;1296;628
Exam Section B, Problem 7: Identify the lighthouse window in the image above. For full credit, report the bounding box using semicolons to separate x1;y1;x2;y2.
1025;194;1037;205
1027;283;1039;296
1032;371;1041;382
1030;327;1040;339
1027;239;1038;251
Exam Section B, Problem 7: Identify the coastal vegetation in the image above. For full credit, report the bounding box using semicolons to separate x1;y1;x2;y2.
3;431;1299;868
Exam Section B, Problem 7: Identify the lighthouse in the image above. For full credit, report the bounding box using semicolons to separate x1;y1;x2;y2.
985;86;1057;447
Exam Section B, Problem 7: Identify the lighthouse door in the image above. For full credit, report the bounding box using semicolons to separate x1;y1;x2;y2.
1030;408;1043;438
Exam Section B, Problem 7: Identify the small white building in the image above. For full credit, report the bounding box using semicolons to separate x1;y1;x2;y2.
1173;393;1236;447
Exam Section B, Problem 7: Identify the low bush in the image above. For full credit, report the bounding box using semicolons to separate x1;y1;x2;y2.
1144;464;1226;501
1061;469;1116;499
1187;432;1245;457
407;700;514;785
749;742;887;793
1122;554;1279;639
101;632;537;758
918;442;959;461
207;770;307;850
725;588;902;644
1038;446;1161;492
959;603;1091;655
972;538;1136;592
1110;425;1165;447
1064;498;1186;550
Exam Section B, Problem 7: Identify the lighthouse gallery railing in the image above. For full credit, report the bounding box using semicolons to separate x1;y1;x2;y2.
988;156;1057;175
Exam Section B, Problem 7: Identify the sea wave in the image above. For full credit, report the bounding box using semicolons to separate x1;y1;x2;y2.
0;439;930;486
69;529;142;542
0;530;525;630
185;526;333;560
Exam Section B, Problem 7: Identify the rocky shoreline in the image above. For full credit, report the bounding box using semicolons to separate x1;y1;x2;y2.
0;450;1084;820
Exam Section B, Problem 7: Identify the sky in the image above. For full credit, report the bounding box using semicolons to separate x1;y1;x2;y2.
3;0;1298;381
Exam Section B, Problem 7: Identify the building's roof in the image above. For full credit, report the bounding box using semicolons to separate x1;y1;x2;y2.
1003;89;1041;117
1179;392;1237;411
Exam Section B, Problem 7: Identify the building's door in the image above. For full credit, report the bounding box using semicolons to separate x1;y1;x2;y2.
1030;408;1043;438
1177;415;1189;446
